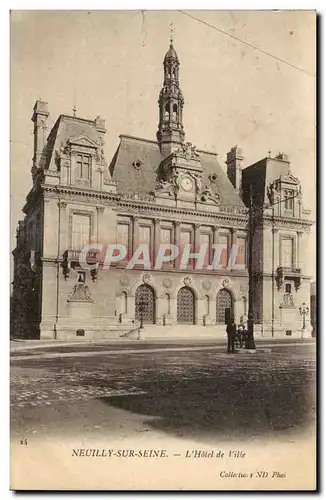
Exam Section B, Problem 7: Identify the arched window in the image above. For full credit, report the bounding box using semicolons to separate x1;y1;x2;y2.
172;103;178;121
177;287;195;324
216;289;234;324
135;284;156;324
164;103;169;120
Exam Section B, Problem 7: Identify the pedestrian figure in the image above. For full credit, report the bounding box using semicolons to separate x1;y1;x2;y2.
226;318;236;353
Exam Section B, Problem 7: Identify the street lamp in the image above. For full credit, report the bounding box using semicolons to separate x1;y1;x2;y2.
299;302;310;337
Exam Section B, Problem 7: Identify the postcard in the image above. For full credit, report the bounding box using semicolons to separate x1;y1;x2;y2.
10;10;316;491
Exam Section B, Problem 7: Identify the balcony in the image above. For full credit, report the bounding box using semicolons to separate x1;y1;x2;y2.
61;249;100;280
275;266;302;291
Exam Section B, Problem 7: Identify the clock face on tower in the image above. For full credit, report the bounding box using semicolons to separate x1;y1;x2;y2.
180;176;194;192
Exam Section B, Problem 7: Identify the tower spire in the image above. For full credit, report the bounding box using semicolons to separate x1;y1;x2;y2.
157;38;185;156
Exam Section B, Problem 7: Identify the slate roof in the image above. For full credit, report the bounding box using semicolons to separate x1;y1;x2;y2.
43;115;103;171
164;43;179;62
109;135;162;196
242;156;292;207
109;135;245;208
41;116;244;209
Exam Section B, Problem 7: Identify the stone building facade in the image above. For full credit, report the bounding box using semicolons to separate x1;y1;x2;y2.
11;41;313;340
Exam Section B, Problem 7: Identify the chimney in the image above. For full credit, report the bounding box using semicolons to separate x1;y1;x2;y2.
31;100;49;178
274;152;289;162
226;145;244;195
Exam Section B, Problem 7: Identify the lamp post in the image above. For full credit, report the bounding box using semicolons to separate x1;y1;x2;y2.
138;299;146;330
299;302;310;338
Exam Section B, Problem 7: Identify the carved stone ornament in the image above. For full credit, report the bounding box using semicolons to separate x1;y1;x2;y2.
175;142;201;161
155;172;181;197
279;293;295;309
202;279;212;291
240;283;248;295
163;278;173;289
200;185;220;204
266;182;276;204
184;276;193;286
96;147;107;166
119;276;130;287
68;283;93;302
142;273;151;284
155;178;175;196
222;279;230;289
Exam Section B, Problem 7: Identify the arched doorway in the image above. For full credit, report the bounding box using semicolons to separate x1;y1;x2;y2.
216;289;233;324
177;286;195;324
135;284;156;324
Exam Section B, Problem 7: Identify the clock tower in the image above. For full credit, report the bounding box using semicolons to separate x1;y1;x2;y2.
155;39;204;204
157;39;185;157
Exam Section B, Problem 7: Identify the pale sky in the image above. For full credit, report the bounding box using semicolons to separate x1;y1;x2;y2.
10;10;316;278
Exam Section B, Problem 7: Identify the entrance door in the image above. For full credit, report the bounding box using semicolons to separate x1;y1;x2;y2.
177;286;195;324
216;289;233;324
135;284;155;324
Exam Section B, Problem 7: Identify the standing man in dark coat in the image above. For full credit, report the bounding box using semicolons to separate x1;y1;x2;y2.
226;318;236;353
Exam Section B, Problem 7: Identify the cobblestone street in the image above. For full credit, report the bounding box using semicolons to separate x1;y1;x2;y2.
11;341;316;444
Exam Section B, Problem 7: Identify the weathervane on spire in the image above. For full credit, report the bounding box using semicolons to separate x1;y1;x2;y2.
170;22;174;45
73;88;77;117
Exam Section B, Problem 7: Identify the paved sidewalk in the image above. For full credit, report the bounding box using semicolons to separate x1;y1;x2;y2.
10;340;315;360
10;336;315;352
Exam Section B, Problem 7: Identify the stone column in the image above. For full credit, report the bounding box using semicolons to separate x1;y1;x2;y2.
174;221;181;269
57;201;68;256
297;231;303;270
212;226;218;269
96;206;105;243
132;216;139;255
229;228;235;269
193;223;200;270
154;218;161;266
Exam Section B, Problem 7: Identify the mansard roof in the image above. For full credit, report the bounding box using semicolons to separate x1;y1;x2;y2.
43;114;103;171
109;134;244;208
242;154;298;207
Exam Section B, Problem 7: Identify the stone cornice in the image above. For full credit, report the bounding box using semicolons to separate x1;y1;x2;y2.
255;271;312;281
262;214;314;231
116;199;248;227
42;185;120;204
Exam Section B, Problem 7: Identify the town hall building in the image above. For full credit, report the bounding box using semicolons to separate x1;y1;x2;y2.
11;40;313;340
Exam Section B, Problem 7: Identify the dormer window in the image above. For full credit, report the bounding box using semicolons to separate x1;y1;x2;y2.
284;189;294;212
76;153;90;180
